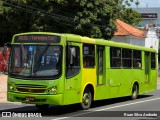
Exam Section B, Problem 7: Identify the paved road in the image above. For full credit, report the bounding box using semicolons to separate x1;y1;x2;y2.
0;90;160;120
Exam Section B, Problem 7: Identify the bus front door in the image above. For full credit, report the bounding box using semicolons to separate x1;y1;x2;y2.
65;43;82;104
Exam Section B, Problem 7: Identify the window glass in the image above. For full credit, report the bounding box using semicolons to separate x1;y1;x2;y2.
151;52;156;69
122;49;132;68
66;46;80;78
97;46;104;75
133;50;142;68
110;47;121;68
9;45;62;79
83;44;95;68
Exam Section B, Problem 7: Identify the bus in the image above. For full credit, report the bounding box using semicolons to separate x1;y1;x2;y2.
5;32;157;110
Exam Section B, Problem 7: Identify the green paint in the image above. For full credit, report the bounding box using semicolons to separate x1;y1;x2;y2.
7;32;157;108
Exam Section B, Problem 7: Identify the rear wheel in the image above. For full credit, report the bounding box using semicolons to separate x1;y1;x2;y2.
81;88;92;110
35;104;49;109
131;84;138;100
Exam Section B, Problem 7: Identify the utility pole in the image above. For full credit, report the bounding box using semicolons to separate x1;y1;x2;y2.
146;3;148;8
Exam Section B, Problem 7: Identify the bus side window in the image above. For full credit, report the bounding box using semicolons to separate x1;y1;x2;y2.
66;46;80;78
151;52;156;69
133;50;142;69
83;44;95;68
110;47;121;68
122;48;132;68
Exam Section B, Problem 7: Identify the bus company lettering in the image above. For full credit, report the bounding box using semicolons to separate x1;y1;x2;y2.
19;36;27;40
31;35;54;41
18;35;55;41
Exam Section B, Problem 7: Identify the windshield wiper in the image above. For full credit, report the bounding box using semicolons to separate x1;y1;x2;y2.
39;43;50;60
35;43;50;72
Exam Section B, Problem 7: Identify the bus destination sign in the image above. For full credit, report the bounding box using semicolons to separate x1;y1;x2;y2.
14;34;61;43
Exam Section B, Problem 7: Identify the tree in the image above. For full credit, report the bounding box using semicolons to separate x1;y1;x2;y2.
0;0;142;45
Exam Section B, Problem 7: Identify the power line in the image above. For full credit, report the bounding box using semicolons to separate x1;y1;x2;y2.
3;1;76;23
3;1;108;31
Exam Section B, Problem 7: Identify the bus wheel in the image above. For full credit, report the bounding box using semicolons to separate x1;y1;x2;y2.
81;88;92;110
35;104;49;109
131;84;138;100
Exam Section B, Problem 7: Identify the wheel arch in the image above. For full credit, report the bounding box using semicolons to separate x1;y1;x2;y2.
132;81;139;93
83;84;94;101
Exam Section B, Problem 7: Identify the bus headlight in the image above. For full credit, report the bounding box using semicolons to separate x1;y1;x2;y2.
8;84;15;92
47;86;57;94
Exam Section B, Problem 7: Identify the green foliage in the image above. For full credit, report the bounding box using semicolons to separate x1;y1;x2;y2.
135;1;140;6
119;8;142;26
0;0;142;45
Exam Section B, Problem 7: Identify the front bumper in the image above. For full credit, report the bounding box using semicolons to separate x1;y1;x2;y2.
7;92;63;105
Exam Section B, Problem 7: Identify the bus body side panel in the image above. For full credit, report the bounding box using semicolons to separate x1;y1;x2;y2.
119;69;132;97
149;69;157;92
81;68;96;101
107;69;121;98
64;71;82;105
133;69;145;93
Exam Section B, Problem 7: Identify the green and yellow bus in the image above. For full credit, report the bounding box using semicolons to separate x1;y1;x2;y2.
5;32;157;109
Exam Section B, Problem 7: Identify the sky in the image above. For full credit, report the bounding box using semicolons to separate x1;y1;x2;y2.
130;0;160;8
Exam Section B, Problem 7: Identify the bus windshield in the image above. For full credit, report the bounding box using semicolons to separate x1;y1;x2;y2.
9;45;62;79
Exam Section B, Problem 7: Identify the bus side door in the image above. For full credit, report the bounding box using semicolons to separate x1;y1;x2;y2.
145;52;150;83
65;42;82;104
144;52;150;92
97;46;105;85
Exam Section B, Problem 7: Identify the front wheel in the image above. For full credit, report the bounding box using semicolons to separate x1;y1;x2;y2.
131;84;138;100
81;88;92;110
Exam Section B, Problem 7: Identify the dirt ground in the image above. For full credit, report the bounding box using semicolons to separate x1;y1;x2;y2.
0;74;160;103
0;74;7;103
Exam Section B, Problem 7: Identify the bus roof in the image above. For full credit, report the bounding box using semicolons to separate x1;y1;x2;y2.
65;34;156;52
13;32;156;52
94;38;156;52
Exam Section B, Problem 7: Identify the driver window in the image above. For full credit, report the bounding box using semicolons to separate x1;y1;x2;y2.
66;45;80;78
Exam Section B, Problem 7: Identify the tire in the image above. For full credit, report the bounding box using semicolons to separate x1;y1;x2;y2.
35;104;49;109
131;84;138;100
81;88;92;110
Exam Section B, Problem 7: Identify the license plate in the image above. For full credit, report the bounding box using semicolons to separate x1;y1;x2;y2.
25;97;35;101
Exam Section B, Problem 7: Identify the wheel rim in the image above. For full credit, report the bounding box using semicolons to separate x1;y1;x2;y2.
83;93;90;106
132;85;138;98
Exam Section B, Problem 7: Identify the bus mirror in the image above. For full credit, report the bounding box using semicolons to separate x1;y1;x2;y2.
3;45;7;56
3;42;11;56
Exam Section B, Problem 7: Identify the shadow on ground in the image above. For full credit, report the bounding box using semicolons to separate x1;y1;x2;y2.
0;95;153;117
